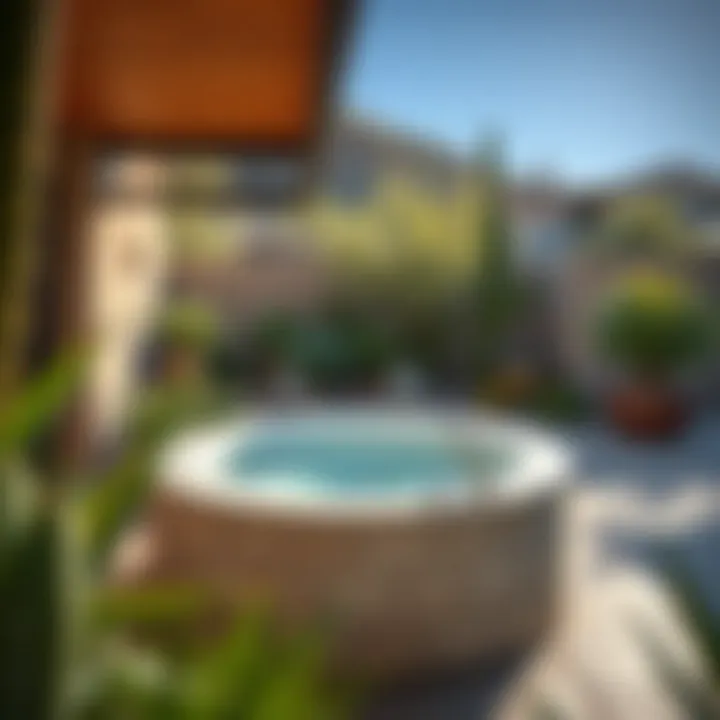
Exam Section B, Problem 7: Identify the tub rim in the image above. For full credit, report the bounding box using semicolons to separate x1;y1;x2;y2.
158;405;572;523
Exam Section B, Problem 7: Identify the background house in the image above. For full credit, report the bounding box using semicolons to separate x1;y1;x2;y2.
321;115;467;203
553;165;720;397
92;121;720;407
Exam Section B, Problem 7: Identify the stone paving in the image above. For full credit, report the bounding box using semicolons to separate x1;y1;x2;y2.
563;415;720;617
363;416;720;719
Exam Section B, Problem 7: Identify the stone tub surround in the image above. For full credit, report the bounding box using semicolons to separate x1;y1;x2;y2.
141;488;566;681
121;410;571;681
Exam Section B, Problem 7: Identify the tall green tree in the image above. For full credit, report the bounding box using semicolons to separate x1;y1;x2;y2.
468;135;522;381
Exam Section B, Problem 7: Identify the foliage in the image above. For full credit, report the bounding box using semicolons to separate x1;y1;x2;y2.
599;194;695;258
296;306;396;393
208;311;305;389
596;271;712;378
207;333;246;388
308;138;529;392
306;172;478;304
0;5;342;717
0;349;86;456
468;137;525;379
478;366;591;424
246;311;306;370
0;363;346;720
169;208;238;270
389;299;457;385
159;301;218;351
217;303;400;394
526;381;591;423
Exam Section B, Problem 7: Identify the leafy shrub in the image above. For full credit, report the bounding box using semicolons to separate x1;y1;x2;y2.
527;382;592;423
159;301;218;351
0;363;347;720
599;194;692;258
479;366;591;424
297;309;395;393
597;272;712;378
214;311;306;388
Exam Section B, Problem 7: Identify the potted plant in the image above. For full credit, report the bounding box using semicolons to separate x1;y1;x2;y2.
159;300;217;385
596;271;711;440
238;311;302;389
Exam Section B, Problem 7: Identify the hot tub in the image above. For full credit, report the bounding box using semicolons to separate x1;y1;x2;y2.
148;407;571;679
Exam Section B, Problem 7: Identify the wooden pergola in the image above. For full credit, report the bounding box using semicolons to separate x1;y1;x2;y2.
60;0;354;153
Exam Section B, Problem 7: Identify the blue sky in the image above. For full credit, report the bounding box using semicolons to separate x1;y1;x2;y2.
343;0;720;184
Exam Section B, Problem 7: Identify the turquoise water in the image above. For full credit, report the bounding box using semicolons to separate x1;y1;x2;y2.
227;428;508;498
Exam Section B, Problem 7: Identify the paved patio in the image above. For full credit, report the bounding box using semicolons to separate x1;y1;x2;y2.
363;416;720;719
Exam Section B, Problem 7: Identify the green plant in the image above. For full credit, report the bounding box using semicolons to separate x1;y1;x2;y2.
215;311;306;387
0;364;347;720
468;136;526;384
297;307;395;393
249;311;305;369
0;4;345;715
160;301;218;351
597;272;712;379
527;381;592;424
599;194;694;258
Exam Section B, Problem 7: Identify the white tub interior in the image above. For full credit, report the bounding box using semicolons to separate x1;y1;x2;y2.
160;407;571;519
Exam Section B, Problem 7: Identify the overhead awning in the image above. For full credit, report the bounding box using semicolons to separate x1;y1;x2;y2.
60;0;355;152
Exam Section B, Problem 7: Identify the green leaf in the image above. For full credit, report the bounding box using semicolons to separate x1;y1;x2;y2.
252;630;338;720
0;501;84;720
75;644;181;720
93;586;208;633
0;460;39;571
0;350;85;458
184;609;275;718
81;448;155;568
81;388;189;566
160;301;217;350
596;272;711;377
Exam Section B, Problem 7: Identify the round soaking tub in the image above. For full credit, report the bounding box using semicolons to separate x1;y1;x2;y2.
146;407;571;680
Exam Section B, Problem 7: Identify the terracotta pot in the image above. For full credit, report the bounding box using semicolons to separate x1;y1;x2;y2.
607;381;688;441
